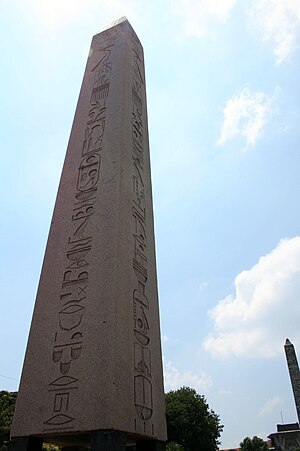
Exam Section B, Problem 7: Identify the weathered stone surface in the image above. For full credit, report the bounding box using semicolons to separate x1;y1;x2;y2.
11;17;167;446
285;338;300;424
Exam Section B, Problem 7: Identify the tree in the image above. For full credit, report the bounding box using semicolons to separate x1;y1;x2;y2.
239;436;268;451
166;443;185;451
0;391;17;451
42;445;61;451
165;386;223;451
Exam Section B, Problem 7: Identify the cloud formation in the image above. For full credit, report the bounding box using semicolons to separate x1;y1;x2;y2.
163;360;212;392
173;0;237;38
259;395;283;416
203;237;300;359
217;88;274;149
250;0;300;63
174;0;300;63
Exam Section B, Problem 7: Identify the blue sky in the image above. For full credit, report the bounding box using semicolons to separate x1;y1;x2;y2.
2;0;300;448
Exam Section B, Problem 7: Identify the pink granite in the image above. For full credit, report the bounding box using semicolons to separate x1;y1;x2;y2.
11;17;167;446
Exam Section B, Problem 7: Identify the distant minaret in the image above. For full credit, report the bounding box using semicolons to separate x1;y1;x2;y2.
284;339;300;424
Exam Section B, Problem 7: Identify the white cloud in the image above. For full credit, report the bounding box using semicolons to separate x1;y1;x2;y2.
259;395;283;416
173;0;237;38
217;88;275;149
203;236;300;359
249;0;300;63
163;360;212;393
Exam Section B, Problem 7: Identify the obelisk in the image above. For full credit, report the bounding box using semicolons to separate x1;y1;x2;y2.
285;339;300;425
11;18;167;450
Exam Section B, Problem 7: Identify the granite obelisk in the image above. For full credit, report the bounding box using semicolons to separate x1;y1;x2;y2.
11;18;167;450
285;339;300;425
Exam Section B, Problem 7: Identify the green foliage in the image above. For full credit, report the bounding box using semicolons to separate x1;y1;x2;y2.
0;390;17;451
165;386;223;451
239;436;268;451
42;444;61;451
166;442;185;451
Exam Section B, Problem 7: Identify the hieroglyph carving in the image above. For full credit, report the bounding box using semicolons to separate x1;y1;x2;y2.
43;44;114;432
130;34;154;436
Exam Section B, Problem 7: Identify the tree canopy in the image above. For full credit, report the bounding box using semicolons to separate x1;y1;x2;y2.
0;390;17;451
166;442;185;451
165;386;223;451
239;436;268;451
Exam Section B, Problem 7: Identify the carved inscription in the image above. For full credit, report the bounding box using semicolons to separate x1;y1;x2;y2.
285;341;300;423
43;44;114;431
130;39;154;434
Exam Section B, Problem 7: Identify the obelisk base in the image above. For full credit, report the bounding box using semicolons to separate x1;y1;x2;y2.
90;430;165;450
9;436;43;451
62;447;87;451
136;440;166;451
10;431;166;451
91;430;126;450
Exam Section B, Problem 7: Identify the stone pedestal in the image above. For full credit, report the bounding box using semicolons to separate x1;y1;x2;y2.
9;436;43;451
91;430;126;450
136;440;166;451
62;447;87;451
10;17;166;450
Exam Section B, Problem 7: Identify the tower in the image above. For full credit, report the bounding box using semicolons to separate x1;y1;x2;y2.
10;18;167;450
284;338;300;425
